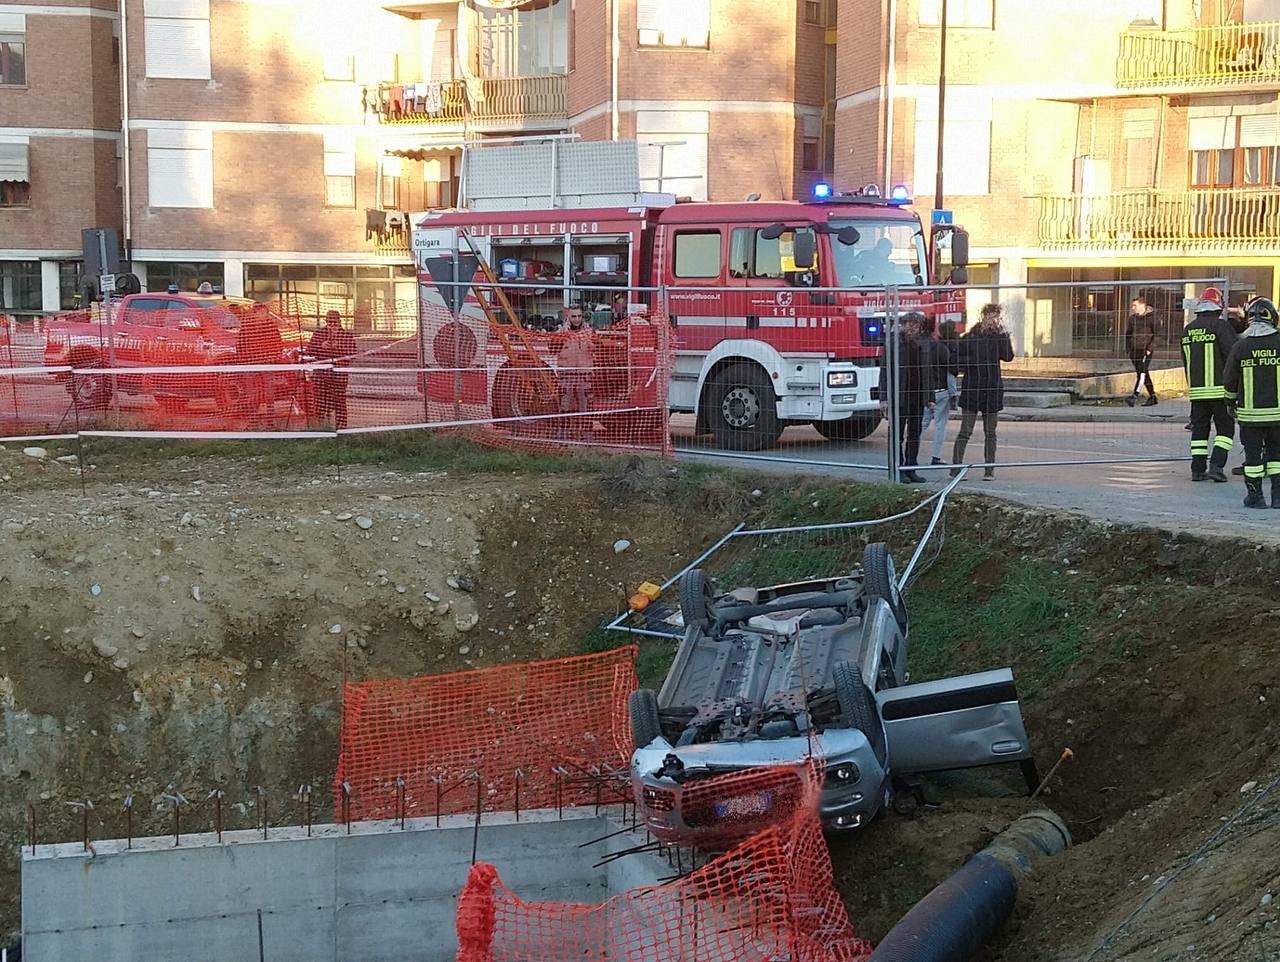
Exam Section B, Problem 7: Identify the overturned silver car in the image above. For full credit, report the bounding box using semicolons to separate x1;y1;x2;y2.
629;543;1039;842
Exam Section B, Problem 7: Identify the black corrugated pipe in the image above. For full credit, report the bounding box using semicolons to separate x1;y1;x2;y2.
868;810;1071;962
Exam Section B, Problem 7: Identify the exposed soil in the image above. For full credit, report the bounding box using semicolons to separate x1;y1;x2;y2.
1;444;1278;959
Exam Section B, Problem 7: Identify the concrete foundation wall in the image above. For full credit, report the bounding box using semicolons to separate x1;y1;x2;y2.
22;808;667;962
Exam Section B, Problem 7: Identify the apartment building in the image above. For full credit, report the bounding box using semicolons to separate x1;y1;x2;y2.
1;0;828;324
837;0;1280;356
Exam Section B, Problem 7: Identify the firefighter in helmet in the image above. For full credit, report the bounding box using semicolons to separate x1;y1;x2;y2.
1182;287;1239;482
1222;296;1280;508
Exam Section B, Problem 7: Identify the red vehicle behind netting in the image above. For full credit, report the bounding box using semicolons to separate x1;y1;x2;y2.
457;760;874;962
334;648;639;822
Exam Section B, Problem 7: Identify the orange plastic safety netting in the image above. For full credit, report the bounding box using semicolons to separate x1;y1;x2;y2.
334;647;638;822
1;293;672;457
457;761;874;962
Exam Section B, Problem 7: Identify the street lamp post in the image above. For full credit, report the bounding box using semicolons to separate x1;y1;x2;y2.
933;0;948;280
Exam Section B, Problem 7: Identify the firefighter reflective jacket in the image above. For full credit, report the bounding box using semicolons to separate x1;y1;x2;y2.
1182;313;1238;400
1223;326;1280;424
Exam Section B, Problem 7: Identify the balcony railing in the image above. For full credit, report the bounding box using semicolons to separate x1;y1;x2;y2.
1039;188;1280;251
373;74;566;126
1118;20;1280;88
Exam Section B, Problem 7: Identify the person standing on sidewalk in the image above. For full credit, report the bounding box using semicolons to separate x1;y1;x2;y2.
918;314;957;468
879;312;931;483
1222;296;1280;509
1182;289;1239;483
1125;296;1159;407
952;304;1014;480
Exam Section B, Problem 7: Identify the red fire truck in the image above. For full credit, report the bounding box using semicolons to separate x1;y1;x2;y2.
414;186;969;451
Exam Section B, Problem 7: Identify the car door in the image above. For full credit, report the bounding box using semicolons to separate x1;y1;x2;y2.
877;668;1036;781
114;297;170;367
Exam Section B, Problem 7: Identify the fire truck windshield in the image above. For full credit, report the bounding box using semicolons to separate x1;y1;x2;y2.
828;220;927;289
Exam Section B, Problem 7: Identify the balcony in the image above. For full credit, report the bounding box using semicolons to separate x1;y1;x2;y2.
373;75;566;127
1118;20;1280;89
1039;188;1280;252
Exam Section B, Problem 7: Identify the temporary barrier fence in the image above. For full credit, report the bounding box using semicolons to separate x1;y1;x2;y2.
0;289;674;457
606;473;962;641
459;760;874;962
335;647;639;822
671;276;1233;483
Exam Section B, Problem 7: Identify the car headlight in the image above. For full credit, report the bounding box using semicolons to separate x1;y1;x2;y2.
827;763;861;785
827;371;856;388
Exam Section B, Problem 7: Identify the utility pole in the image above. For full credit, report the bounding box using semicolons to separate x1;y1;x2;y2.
933;0;948;280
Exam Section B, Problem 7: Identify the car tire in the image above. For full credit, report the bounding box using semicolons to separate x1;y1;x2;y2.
863;542;906;628
833;660;886;765
629;688;663;749
706;365;782;451
679;568;716;631
66;351;112;412
813;413;882;442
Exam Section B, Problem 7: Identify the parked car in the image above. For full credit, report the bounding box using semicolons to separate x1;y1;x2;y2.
42;293;301;412
629;543;1039;843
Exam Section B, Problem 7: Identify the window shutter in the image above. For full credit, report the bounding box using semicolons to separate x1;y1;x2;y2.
1188;116;1234;150
636;0;662;31
323;133;357;176
0;12;25;31
0;139;28;181
147;129;212;207
1240;114;1280;148
144;18;211;79
144;0;208;17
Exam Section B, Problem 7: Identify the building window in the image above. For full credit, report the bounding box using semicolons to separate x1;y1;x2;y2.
381;156;401;209
919;0;994;28
476;0;568;77
802;139;820;171
140;262;223;293
147;129;214;208
324;53;355;82
59;261;86;309
1123;113;1156;189
0;13;26;86
1188;113;1280;189
324;133;357;208
805;0;825;25
0;261;44;316
143;0;211;80
422;155;457;209
638;110;709;200
638;0;710;48
0;137;30;206
673;231;721;279
244;264;416;332
913;92;992;196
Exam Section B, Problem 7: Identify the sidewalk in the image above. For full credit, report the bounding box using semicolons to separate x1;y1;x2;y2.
1002;397;1191;423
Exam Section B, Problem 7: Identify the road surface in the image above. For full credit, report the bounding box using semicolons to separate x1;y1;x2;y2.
672;405;1279;545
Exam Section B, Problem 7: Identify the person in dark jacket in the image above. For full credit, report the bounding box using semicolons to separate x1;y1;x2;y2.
951;303;1014;480
879;311;932;483
1125;296;1159;407
1223;296;1280;509
308;310;358;430
1182;289;1239;482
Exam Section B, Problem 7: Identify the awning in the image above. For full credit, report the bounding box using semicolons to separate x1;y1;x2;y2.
0;139;29;182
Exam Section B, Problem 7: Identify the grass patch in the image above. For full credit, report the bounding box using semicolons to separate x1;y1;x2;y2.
905;541;1097;698
78;431;622;477
579;623;675;690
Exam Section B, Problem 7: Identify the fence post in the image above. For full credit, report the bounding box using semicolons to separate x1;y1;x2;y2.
885;285;902;485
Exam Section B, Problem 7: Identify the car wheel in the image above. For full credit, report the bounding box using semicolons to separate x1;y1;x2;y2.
813;413;882;442
833;660;886;765
706;365;782;451
679;568;716;631
67;364;112;412
629;689;662;749
863;542;906;628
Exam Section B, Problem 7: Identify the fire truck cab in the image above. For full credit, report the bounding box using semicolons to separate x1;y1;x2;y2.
414;185;968;451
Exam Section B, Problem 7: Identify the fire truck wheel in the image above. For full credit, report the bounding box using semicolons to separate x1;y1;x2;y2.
813;413;882;442
707;365;781;451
